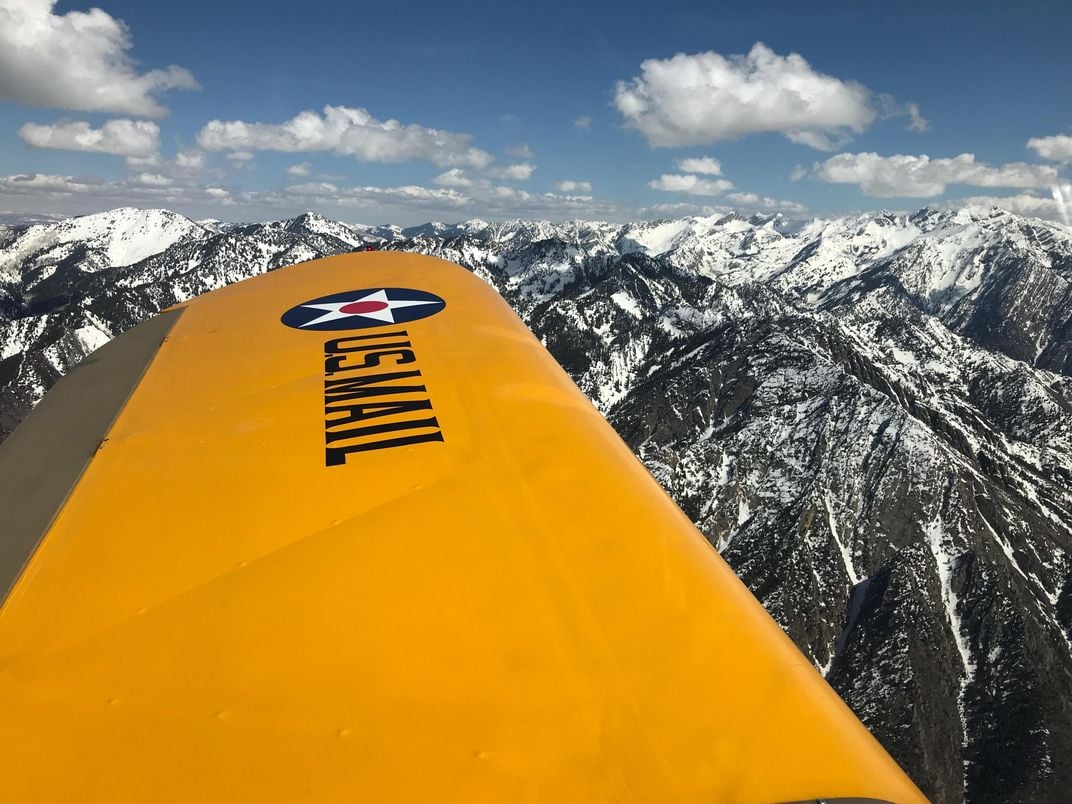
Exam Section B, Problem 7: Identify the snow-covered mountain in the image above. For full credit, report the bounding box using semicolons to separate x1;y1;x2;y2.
2;205;1070;803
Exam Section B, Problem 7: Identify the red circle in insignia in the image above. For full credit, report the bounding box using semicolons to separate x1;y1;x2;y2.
340;300;389;314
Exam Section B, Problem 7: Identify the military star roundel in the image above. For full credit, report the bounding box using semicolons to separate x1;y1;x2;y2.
281;288;446;330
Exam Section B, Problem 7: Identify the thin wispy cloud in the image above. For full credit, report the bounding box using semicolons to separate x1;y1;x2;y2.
0;171;232;206
507;143;536;159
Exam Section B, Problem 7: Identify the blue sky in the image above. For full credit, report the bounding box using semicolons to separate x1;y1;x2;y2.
1;0;1070;224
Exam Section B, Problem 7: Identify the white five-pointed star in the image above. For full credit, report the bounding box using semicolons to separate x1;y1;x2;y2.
299;289;440;327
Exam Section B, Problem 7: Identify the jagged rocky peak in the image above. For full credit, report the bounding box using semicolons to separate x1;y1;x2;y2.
1;204;1071;802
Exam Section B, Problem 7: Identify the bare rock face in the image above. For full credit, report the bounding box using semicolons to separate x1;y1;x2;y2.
2;206;1071;802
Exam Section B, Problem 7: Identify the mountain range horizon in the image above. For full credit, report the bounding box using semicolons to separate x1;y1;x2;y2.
2;202;1071;803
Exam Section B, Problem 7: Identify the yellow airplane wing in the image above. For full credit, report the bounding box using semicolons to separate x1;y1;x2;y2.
0;251;926;803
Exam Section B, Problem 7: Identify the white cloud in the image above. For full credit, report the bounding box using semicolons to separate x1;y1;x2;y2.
810;152;1058;197
650;173;734;196
615;43;878;150
0;0;198;117
574;115;592;130
174;149;205;171
676;157;723;175
197;105;493;169
486;162;535;181
131;172;172;187
507;143;536;159
1027;134;1072;164
226;150;254;162
18;119;160;157
286;162;311;177
0;172;99;194
555;180;592;193
433;168;474;187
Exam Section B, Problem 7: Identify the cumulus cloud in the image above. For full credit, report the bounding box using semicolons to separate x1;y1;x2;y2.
810;152;1058;197
18;119;160;157
615;43;888;150
555;180;592;193
0;172;99;194
0;0;198;117
1027;134;1072;164
433;168;474;187
650;173;734;196
676;156;723;175
130;172;172;188
174;149;205;171
197;105;494;169
286;162;312;177
486;162;535;181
